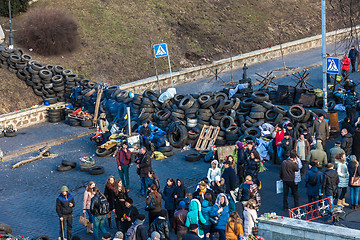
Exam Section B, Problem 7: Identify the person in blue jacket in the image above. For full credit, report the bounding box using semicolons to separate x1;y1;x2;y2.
163;178;176;230
210;193;230;240
201;193;214;240
185;199;206;238
305;160;323;204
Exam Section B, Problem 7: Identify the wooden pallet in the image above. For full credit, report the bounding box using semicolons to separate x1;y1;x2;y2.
195;125;220;150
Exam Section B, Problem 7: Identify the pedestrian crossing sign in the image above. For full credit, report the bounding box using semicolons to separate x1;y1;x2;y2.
154;43;168;58
326;57;340;74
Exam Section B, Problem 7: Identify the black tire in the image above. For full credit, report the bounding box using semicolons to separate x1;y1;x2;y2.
5;132;17;137
0;223;12;234
89;166;105;175
261;101;274;109
244;127;261;138
232;98;241;110
249;112;264;119
241;98;253;108
198;95;211;105
265;109;277;121
81;120;93;127
96;148;113;157
220;116;234;131
199;150;211;159
80;164;94;172
273;105;287;115
251;105;267;112
185;108;198;115
226;133;239;141
239;134;256;143
35;236;50;240
179;96;195;110
158;146;173;152
225;125;239;135
251;91;269;103
62;160;77;168
273;113;284;125
185;153;201;162
39;69;52;79
214;99;225;112
210;117;220;126
168;123;188;148
68;118;81;126
43;97;57;105
252;119;265;127
57;164;72;172
215;139;226;146
222;100;234;111
287;105;305;121
201;99;216;109
162;151;174;157
214;92;228;101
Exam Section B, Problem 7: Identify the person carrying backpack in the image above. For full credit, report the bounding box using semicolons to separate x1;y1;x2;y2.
126;214;147;240
305;160;323;204
90;187;110;240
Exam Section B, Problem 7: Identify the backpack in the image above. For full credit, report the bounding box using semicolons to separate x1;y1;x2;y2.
125;223;140;240
308;171;319;186
98;195;110;215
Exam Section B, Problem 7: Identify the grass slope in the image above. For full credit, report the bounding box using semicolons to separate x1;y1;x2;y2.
0;0;340;114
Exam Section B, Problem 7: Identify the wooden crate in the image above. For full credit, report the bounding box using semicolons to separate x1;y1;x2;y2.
195;125;220;150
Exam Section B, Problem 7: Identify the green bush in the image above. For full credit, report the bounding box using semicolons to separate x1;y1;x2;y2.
0;0;29;17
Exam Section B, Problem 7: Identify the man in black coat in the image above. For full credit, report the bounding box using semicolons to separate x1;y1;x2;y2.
134;214;147;240
149;209;170;240
139;121;152;149
280;153;300;210
341;128;353;156
182;224;201;240
136;146;152;196
221;160;237;194
348;45;358;72
56;186;75;240
321;163;340;206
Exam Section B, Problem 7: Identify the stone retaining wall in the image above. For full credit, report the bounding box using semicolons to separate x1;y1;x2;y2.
0;103;65;129
120;27;358;94
258;216;360;240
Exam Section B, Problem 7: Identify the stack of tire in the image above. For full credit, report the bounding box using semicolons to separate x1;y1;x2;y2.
57;160;77;172
158;146;174;157
47;108;65;123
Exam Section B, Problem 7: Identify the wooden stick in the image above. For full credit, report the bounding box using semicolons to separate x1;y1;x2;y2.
12;147;51;169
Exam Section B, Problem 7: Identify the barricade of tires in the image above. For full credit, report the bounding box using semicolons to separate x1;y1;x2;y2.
57;160;105;175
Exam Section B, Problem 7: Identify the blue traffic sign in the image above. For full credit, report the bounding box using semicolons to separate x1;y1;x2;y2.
154;43;168;58
326;57;340;74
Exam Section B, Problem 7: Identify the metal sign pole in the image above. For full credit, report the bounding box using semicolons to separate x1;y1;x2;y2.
152;52;162;93
322;0;328;112
126;107;132;136
167;54;174;88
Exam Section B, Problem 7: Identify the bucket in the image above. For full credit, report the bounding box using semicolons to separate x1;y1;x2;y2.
329;111;339;132
314;89;323;97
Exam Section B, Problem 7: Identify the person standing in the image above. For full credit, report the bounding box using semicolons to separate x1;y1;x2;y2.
182;224;202;240
321;163;340;206
209;193;230;240
245;151;261;187
56;186;75;240
293;151;303;186
149;209;170;240
116;142;132;192
348;155;360;210
341;55;351;77
147;170;161;195
207;160;221;185
329;141;345;164
90;187;110;240
99;113;110;143
163;178;176;230
121;198;139;234
221;160;237;194
335;153;350;207
83;181;96;234
139;121;152;150
243;199;258;236
225;212;244;240
274;125;285;164
174;179;186;207
236;142;246;184
104;176;116;229
341;128;353;156
344;90;358;123
305;160;323;203
348;46;358;72
201;193;213;240
185;199;206;238
280;153;300;210
295;133;310;177
313;114;329;150
136;146;152;197
174;201;188;240
114;179;128;231
306;140;328;168
146;184;163;225
126;214;147;240
280;132;293;162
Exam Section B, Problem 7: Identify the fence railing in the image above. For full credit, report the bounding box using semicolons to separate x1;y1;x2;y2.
289;197;332;221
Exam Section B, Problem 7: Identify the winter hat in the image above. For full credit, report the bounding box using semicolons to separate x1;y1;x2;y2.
290;153;297;159
151;231;161;240
224;160;231;165
335;140;341;145
189;224;198;231
237;141;243;148
198;181;207;187
211;159;218;165
103;232;111;239
60;186;69;192
215;176;221;182
160;209;168;218
179;201;186;209
137;214;146;221
125;197;133;204
114;231;124;239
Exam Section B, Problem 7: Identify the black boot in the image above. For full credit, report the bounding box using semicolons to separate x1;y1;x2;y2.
108;216;113;229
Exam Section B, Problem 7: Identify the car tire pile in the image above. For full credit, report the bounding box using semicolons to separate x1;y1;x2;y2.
57;160;105;175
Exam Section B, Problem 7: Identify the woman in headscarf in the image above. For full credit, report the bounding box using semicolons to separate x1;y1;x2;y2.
210;193;230;240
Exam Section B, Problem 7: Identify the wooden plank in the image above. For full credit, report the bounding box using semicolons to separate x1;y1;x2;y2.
195;125;220;150
93;88;103;126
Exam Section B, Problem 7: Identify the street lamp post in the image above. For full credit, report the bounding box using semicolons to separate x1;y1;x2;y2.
322;0;328;112
8;0;14;49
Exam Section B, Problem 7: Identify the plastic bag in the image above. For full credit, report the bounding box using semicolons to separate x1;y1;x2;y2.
158;88;176;103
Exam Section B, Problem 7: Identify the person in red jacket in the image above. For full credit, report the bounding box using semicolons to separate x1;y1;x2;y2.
275;125;285;163
341;55;351;77
116;142;132;192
